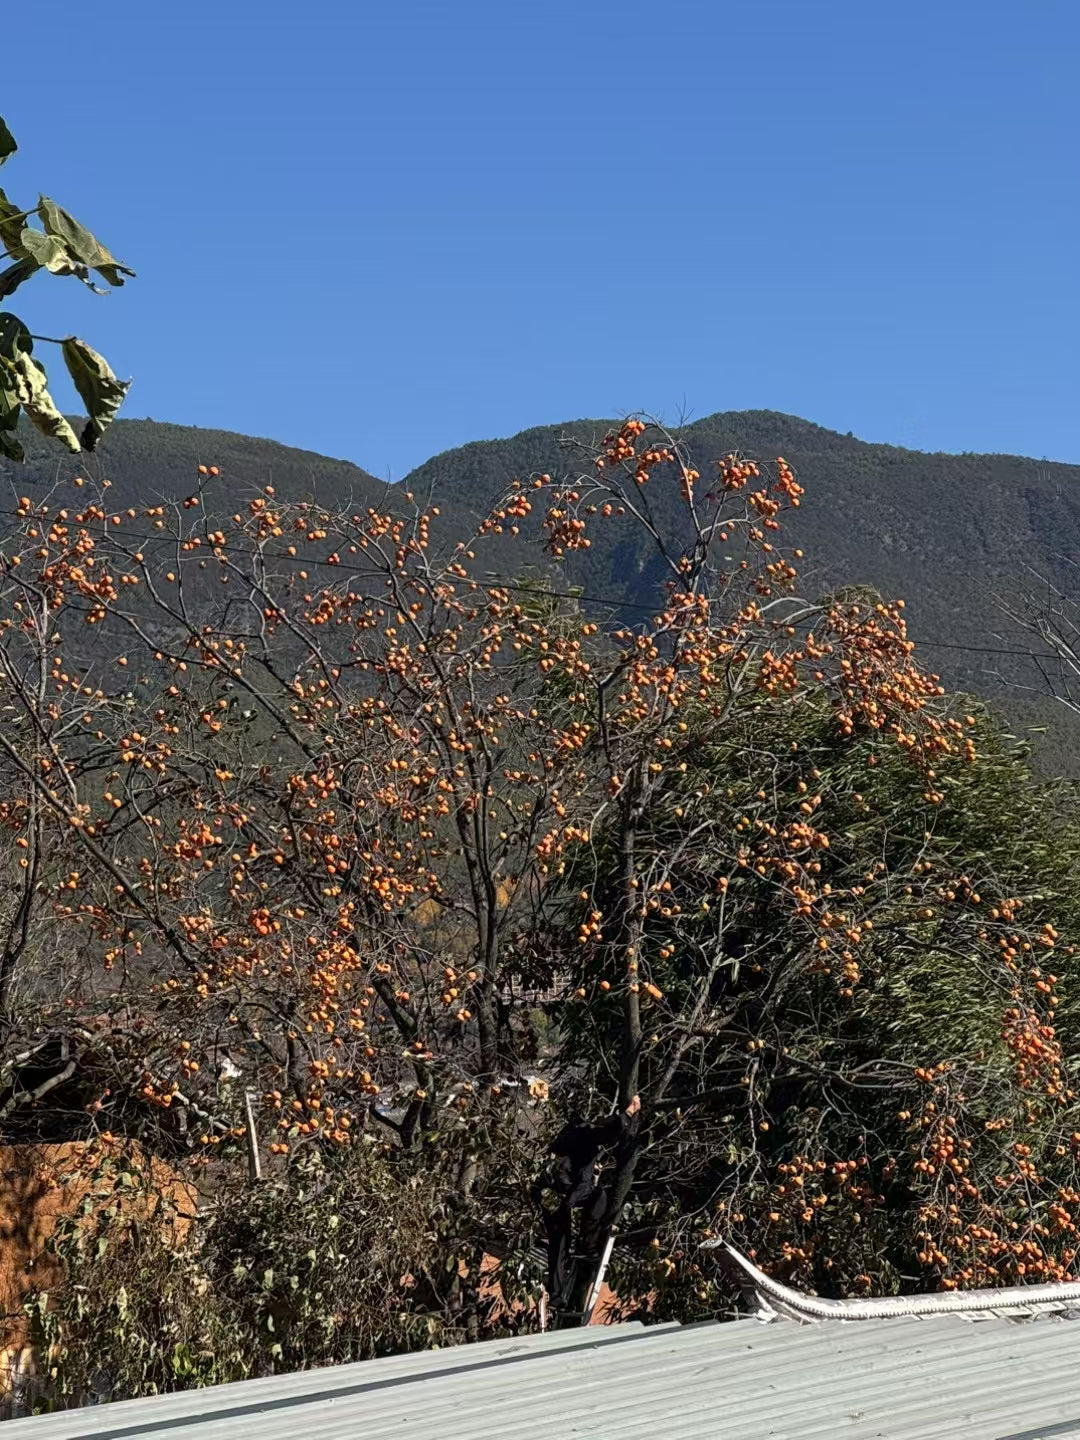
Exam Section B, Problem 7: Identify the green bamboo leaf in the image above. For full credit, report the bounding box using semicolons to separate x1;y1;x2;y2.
0;118;15;168
62;336;131;450
39;196;134;288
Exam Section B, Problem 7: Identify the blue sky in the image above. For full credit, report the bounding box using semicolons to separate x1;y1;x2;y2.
4;0;1078;477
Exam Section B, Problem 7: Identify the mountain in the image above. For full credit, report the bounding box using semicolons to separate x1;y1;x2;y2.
1;419;387;514
403;411;1080;773
4;411;1077;772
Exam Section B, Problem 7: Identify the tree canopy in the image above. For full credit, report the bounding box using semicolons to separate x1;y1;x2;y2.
5;417;1080;1402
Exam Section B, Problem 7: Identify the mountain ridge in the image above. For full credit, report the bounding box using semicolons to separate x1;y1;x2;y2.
402;409;1080;772
5;409;1077;770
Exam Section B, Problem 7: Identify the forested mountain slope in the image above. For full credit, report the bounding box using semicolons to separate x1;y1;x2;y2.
405;411;1080;770
5;410;1077;768
2;418;387;514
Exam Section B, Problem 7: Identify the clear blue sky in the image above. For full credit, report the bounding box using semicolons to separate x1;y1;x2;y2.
5;0;1078;477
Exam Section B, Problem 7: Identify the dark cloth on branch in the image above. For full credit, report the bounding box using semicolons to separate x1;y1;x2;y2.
548;1112;630;1207
538;1103;642;1312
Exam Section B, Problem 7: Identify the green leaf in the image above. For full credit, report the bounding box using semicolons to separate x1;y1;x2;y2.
39;197;134;288
62;336;130;450
0;119;14;168
171;1342;195;1378
0;188;29;256
0;314;79;452
20;228;79;276
0;259;37;300
0;313;29;363
0;334;23;460
0;418;23;461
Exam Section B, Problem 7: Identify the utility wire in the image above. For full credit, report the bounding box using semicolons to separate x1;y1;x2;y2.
0;512;1065;664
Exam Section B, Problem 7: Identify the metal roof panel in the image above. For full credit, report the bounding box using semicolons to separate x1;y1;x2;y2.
9;1312;1080;1440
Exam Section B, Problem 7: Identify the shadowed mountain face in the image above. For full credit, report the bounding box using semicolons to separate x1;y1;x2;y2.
1;419;388;515
404;411;1080;772
4;411;1078;771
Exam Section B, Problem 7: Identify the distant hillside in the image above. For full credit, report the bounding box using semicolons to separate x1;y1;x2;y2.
3;411;1077;772
403;411;1080;773
1;418;387;514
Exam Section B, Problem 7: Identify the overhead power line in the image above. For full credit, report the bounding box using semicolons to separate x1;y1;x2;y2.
0;511;1063;665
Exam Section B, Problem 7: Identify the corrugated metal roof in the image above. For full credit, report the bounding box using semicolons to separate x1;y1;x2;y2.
9;1311;1080;1440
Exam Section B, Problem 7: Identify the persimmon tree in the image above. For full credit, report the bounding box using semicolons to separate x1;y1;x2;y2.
547;681;1080;1318
4;418;1080;1355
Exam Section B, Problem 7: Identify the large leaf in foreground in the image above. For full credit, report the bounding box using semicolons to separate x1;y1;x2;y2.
0;259;36;300
0;313;79;451
0;369;24;460
39;196;135;289
63;336;131;450
0;188;29;256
